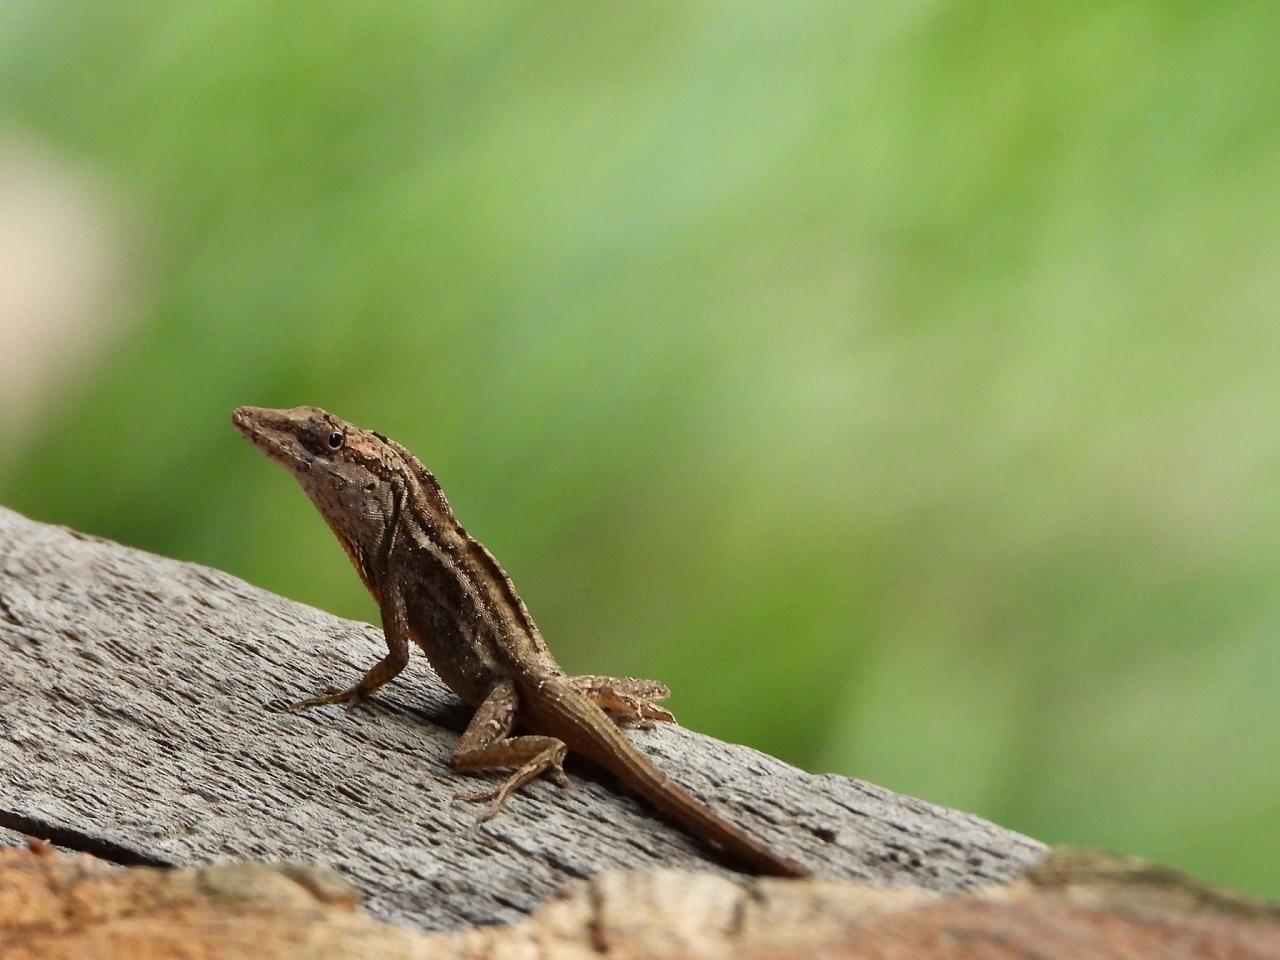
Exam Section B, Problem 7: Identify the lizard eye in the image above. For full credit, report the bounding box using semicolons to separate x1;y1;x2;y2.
327;431;344;450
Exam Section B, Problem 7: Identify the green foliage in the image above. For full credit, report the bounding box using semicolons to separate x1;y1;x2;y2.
2;2;1277;895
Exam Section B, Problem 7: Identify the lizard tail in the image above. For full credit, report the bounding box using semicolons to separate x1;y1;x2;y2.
523;678;810;878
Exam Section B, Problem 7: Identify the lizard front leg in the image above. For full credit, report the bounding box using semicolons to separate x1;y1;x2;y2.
568;675;675;728
290;588;411;712
452;680;569;819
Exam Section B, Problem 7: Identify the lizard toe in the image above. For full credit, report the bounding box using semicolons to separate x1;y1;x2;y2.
287;684;363;712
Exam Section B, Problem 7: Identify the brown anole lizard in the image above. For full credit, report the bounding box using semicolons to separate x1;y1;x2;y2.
232;405;808;877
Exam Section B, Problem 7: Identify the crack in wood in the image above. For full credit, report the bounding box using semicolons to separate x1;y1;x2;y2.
0;810;173;868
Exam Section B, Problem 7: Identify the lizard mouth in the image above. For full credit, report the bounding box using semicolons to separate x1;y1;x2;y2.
232;406;312;472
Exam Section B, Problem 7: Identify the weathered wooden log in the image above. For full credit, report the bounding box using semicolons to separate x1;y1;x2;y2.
0;506;1043;929
7;846;1277;960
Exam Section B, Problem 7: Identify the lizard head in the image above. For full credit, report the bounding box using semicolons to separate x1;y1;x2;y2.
232;404;386;474
232;405;401;548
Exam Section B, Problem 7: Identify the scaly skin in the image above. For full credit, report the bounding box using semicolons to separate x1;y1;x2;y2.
232;404;807;877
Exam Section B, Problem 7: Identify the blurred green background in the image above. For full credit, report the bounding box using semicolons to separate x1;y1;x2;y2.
1;2;1277;895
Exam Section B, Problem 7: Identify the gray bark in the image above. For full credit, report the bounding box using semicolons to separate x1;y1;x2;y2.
0;506;1044;930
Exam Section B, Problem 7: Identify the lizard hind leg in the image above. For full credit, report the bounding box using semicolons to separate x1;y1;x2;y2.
451;681;569;820
569;675;676;728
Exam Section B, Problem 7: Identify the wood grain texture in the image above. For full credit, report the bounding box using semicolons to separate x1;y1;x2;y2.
0;506;1044;930
7;844;1274;960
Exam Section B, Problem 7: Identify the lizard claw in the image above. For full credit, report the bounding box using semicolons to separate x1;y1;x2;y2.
642;704;676;724
613;716;657;730
453;786;504;821
287;685;365;712
604;692;675;728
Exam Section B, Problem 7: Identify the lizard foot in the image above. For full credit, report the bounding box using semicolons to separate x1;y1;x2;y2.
609;706;669;730
600;693;675;729
287;685;366;712
455;744;569;820
568;676;676;727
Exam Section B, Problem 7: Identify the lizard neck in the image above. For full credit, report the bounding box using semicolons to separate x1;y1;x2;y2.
396;445;553;646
